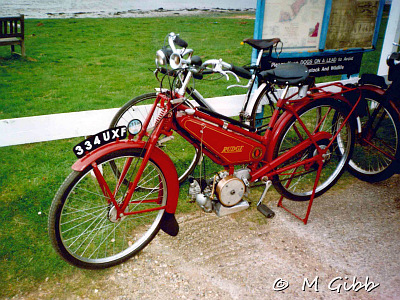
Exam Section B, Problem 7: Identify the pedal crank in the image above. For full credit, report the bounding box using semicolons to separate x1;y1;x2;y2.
157;135;174;147
256;178;275;218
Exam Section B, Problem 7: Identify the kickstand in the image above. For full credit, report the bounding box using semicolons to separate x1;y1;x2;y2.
257;178;275;218
277;162;323;225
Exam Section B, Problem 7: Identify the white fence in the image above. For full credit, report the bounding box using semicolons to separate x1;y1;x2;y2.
0;95;246;147
0;78;359;147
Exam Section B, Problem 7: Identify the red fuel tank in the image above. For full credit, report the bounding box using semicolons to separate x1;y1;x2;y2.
177;114;266;165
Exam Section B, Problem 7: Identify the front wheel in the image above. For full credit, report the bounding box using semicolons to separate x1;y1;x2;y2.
48;148;168;269
110;93;200;184
272;98;355;201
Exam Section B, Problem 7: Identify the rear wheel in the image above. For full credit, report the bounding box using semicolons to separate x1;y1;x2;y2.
110;93;200;184
248;84;277;132
48;148;168;269
347;90;399;182
272;99;355;201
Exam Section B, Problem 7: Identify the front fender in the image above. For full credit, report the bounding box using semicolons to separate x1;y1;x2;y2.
71;139;180;214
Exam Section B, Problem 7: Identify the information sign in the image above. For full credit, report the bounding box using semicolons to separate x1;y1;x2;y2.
262;0;326;53
324;0;382;50
261;52;364;77
255;0;385;76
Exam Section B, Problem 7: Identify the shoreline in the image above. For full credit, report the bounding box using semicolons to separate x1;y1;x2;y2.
6;8;256;19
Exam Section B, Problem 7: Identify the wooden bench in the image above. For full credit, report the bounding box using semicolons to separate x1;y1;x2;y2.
0;15;25;56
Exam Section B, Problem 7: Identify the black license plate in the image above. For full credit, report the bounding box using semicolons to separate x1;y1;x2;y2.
73;126;127;158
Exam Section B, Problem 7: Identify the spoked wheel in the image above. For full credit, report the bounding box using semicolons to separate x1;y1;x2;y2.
347;90;399;182
272;98;355;201
248;84;277;132
110;93;200;184
48;148;168;269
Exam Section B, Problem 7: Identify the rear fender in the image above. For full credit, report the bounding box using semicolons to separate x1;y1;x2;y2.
356;84;399;122
356;84;385;96
266;101;310;161
266;96;353;161
71;140;180;214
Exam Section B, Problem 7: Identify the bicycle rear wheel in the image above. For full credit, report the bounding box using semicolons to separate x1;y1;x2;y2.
347;90;399;182
48;148;168;269
272;98;355;201
110;93;200;184
248;84;277;131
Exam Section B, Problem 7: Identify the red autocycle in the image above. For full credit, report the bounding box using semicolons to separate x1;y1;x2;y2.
49;33;392;269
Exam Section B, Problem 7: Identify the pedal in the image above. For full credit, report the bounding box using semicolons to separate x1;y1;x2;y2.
256;177;275;219
257;203;275;218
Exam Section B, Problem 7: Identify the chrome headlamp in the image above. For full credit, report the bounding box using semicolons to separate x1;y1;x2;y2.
169;52;182;69
155;49;167;67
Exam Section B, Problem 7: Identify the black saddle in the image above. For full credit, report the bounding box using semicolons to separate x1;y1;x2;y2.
260;63;309;85
243;38;280;51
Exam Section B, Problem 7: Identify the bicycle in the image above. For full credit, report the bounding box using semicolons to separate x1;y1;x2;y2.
340;42;400;182
111;34;399;185
109;33;286;184
49;33;359;269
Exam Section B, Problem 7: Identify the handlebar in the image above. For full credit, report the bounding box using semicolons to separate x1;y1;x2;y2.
198;59;239;82
198;59;253;82
161;33;252;79
230;65;252;79
173;35;188;48
156;32;256;91
167;32;189;52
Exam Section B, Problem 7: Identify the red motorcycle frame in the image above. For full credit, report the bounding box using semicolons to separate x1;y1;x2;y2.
71;82;360;225
48;34;400;270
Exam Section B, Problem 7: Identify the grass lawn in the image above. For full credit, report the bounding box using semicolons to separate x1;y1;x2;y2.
0;13;257;298
0;10;386;298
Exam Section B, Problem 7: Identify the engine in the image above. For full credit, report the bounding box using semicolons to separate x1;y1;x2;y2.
188;168;251;216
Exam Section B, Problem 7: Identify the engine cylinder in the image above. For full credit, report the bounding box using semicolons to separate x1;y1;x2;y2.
215;176;245;207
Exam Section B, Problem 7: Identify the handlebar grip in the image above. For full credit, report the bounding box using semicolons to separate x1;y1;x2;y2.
193;73;204;80
231;64;252;79
202;70;214;75
174;35;188;48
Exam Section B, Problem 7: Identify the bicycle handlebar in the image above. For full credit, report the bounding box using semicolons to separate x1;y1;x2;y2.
230;65;252;79
167;32;189;52
156;32;255;89
173;35;188;48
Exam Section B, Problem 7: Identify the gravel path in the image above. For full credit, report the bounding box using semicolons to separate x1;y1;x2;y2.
15;175;400;299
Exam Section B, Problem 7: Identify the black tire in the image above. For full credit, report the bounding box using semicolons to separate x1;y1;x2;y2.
248;85;277;131
110;93;200;184
48;148;167;269
346;90;400;182
272;98;355;201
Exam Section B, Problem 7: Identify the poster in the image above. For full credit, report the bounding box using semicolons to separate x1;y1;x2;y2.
325;0;380;49
262;0;326;52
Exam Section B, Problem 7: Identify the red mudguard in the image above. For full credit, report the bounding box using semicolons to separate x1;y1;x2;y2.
266;93;353;161
71;140;180;214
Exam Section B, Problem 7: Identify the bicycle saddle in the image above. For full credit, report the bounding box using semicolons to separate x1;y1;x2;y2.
243;38;280;51
261;63;309;85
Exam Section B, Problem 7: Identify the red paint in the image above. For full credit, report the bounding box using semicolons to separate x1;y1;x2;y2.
71;82;364;224
71;139;179;215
